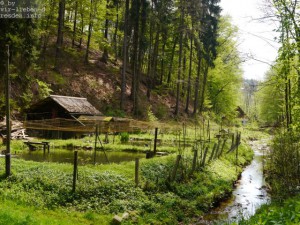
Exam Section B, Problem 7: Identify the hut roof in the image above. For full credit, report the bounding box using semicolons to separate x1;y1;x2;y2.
50;95;101;115
29;95;102;115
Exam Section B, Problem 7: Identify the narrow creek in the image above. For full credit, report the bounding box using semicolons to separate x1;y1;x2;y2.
197;139;271;224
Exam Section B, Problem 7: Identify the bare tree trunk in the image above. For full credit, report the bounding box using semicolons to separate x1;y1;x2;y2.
72;1;78;48
175;0;185;116
160;34;167;85
42;0;55;67
131;0;141;115
167;36;178;84
101;0;110;63
193;53;201;115
113;1;119;61
199;64;209;113
146;2;154;99
120;0;130;110
85;0;94;64
185;33;193;113
79;9;84;48
55;0;65;69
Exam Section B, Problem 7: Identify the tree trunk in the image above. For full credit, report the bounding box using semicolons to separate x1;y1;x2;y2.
199;64;209;113
185;33;193;114
85;0;94;64
113;1;119;61
55;0;65;69
160;33;167;85
175;0;185;116
120;0;130;110
193;54;201;115
167;36;178;84
72;1;78;48
79;9;84;48
131;0;141;115
146;2;154;99
101;0;110;63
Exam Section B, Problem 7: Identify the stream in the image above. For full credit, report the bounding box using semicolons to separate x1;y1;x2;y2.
197;139;271;224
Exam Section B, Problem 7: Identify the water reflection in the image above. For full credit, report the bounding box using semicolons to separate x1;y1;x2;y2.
18;149;145;165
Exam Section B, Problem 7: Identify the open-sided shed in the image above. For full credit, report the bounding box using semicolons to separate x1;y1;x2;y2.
26;95;102;120
25;95;102;138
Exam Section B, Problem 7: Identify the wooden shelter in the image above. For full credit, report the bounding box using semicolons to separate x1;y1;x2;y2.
25;95;102;138
26;95;102;120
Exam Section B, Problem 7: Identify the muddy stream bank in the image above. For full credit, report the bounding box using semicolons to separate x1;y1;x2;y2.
196;139;271;224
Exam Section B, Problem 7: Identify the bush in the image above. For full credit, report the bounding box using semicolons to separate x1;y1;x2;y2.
267;131;300;197
119;132;129;143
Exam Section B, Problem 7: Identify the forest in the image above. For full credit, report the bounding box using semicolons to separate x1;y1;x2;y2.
0;0;299;224
0;0;241;121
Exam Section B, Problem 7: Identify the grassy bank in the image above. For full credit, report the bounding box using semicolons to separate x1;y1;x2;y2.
0;135;253;224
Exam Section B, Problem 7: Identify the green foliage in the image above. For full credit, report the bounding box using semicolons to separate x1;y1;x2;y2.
0;199;112;225
266;131;300;197
257;67;284;126
120;132;129;143
147;106;158;122
105;106;125;117
207;16;242;120
36;79;52;99
239;195;300;225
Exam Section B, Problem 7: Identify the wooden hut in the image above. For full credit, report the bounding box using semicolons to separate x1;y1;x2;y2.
25;95;102;138
26;95;101;120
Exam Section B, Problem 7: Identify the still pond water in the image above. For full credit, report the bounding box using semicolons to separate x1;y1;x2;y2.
18;149;145;165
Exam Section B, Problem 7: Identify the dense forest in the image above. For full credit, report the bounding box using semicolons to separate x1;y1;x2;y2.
0;0;242;122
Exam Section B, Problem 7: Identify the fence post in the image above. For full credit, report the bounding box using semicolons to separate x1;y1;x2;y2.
72;151;78;192
231;133;235;149
171;155;181;181
219;139;227;157
5;153;11;176
94;125;98;165
192;150;197;173
209;143;217;162
135;158;139;187
153;128;158;154
214;140;221;159
201;146;209;167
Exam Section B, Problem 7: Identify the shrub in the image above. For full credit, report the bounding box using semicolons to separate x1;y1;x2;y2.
120;132;129;143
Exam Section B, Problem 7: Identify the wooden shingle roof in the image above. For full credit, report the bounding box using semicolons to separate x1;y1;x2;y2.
49;95;101;115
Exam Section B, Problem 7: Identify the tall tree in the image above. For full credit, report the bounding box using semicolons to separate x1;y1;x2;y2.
101;0;111;63
55;0;66;70
175;0;185;116
85;0;95;64
120;0;130;110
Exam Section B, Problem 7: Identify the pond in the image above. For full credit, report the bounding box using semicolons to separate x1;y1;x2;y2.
17;149;146;165
197;139;271;224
